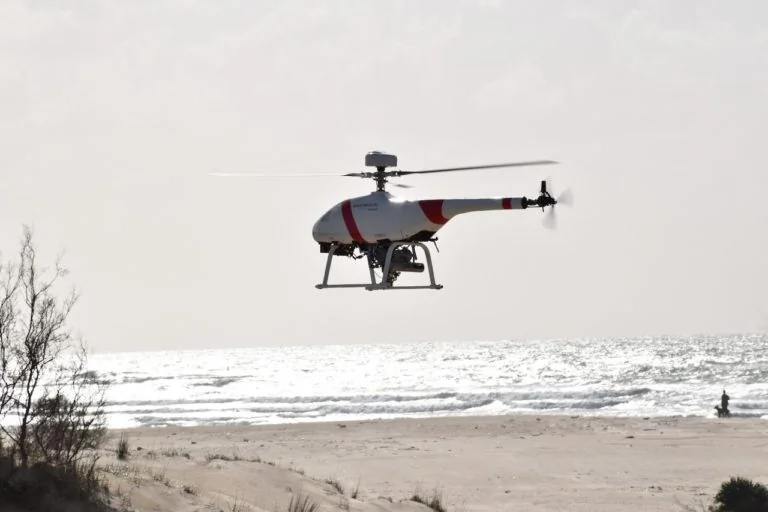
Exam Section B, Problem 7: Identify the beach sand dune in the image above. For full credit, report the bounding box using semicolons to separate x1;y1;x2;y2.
99;414;768;511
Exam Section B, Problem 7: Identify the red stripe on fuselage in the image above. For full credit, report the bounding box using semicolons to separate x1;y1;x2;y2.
419;200;448;225
341;200;366;243
502;198;512;209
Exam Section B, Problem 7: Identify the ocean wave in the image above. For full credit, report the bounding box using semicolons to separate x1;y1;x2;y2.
275;398;496;417
106;391;462;408
102;389;650;424
88;334;768;428
104;387;651;409
116;373;254;385
191;377;240;387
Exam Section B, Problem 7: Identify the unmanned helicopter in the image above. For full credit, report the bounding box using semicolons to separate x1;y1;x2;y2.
212;151;572;291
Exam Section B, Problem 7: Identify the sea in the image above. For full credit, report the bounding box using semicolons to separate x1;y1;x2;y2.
88;333;768;429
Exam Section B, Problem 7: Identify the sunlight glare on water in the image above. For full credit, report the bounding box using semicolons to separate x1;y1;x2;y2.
89;334;768;428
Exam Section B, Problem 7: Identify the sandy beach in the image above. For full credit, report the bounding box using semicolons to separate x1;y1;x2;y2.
94;414;768;511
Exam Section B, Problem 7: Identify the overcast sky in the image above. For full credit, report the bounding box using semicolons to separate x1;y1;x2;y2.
2;0;767;353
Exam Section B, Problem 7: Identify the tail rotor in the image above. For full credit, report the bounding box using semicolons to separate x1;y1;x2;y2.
539;179;573;230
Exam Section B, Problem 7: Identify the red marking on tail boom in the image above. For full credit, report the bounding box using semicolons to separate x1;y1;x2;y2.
341;200;366;243
418;200;448;225
502;198;512;209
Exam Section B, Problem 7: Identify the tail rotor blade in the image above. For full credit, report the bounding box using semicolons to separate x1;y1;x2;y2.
543;207;557;230
557;187;574;207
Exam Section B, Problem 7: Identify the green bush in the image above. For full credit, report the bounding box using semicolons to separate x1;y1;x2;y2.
712;476;768;512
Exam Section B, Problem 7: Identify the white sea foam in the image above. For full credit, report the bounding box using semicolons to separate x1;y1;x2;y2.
85;334;768;428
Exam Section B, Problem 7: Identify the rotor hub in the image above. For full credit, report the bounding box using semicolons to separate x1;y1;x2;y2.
363;152;399;191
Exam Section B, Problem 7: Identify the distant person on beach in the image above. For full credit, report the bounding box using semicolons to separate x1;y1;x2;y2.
716;389;730;417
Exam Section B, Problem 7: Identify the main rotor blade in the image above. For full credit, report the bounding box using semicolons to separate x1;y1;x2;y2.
209;172;348;177
397;159;558;176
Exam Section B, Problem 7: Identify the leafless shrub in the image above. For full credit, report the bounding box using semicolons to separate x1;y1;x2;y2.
0;225;110;507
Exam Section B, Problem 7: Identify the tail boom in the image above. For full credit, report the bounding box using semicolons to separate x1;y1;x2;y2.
418;197;528;226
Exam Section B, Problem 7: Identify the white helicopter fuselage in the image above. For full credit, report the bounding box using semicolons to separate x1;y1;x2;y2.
211;150;561;290
312;190;528;245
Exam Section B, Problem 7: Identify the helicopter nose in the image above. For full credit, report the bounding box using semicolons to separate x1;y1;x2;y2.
312;212;334;242
312;217;323;240
312;205;347;243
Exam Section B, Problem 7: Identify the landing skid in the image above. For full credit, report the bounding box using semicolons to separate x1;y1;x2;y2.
316;242;444;291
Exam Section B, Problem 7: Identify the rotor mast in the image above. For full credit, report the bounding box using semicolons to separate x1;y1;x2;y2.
374;167;387;191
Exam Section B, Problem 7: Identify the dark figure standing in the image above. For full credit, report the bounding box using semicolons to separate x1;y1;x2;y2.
716;389;731;417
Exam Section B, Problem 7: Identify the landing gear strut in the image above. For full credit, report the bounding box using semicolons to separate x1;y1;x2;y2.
315;242;443;291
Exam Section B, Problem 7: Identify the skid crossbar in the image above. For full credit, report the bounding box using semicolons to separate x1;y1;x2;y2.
316;242;443;291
